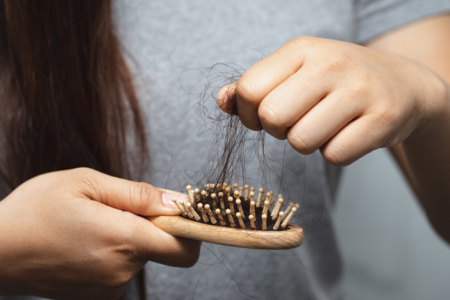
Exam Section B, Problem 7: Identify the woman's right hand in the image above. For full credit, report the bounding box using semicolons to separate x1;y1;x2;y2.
0;168;200;300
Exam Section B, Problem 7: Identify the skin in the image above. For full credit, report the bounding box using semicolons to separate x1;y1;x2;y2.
2;12;450;300
218;14;450;243
0;168;200;299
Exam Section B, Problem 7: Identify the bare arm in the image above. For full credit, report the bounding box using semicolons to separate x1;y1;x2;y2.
366;14;450;242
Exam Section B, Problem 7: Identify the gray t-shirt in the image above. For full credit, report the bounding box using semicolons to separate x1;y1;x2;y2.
2;1;450;300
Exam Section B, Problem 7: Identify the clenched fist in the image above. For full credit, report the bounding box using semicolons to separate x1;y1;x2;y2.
218;37;447;166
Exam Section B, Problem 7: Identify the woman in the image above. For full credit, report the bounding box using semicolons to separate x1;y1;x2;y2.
1;0;450;299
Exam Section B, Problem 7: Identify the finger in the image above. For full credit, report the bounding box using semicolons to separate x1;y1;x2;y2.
287;90;365;154
82;201;201;268
234;38;309;130
129;214;201;267
258;64;334;139
73;168;186;216
319;114;387;166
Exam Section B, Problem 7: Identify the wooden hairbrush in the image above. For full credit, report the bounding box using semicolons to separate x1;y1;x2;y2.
148;183;304;250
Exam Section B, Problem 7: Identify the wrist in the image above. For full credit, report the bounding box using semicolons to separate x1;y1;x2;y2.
407;70;450;143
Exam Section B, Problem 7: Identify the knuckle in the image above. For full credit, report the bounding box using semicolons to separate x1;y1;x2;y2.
289;36;319;48
236;77;261;104
111;274;132;288
132;182;155;212
103;277;129;299
178;245;201;268
287;129;316;154
258;105;287;132
322;50;350;72
110;233;140;261
167;240;201;268
180;254;200;268
322;144;351;166
370;105;398;128
69;168;101;197
347;74;372;96
102;267;135;290
71;167;96;180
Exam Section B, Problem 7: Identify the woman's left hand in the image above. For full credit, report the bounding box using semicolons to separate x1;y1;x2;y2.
218;37;448;165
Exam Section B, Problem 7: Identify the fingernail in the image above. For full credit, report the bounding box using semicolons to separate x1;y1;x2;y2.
162;193;187;208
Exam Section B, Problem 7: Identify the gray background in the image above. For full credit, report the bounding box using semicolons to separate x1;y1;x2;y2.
333;148;450;300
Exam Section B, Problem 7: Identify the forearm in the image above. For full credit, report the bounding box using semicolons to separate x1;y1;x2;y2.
400;84;450;242
365;14;450;243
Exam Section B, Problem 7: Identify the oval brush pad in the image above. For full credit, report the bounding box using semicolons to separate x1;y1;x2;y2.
149;183;304;250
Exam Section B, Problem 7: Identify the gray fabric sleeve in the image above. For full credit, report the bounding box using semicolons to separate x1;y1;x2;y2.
356;0;450;44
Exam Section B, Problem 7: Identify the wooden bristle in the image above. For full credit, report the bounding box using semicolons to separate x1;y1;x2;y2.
215;209;226;226
234;189;240;200
225;187;231;199
226;209;236;228
267;192;273;206
228;196;235;215
267;193;275;211
236;199;245;219
250;191;255;202
198;203;209;223
281;207;297;228
236;212;245;229
218;192;226;215
250;200;256;218
194;188;200;202
205;204;217;224
233;183;238;194
262;200;270;216
271;198;284;220
262;214;267;230
244;184;249;201
283;202;294;215
256;188;264;208
172;198;187;216
181;183;299;231
182;201;193;219
273;211;285;231
186;202;201;221
186;185;194;204
201;190;207;201
211;193;218;210
249;214;256;230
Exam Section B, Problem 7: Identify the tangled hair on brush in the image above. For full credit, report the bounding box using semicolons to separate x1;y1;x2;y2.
158;61;326;300
172;61;325;232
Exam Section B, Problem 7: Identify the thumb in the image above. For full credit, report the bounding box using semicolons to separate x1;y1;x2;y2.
75;169;186;216
217;82;238;115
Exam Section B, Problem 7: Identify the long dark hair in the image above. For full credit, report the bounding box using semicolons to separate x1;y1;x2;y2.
0;0;148;298
0;0;148;188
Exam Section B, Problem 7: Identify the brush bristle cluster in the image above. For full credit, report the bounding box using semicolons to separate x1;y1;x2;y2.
171;183;299;231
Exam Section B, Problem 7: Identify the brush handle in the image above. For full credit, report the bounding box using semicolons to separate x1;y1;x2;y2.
148;215;304;250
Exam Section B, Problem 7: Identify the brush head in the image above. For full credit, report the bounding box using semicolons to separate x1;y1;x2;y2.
148;183;304;249
181;183;297;231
